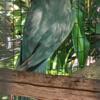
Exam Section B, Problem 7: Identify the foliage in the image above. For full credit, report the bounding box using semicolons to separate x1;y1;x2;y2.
72;0;90;68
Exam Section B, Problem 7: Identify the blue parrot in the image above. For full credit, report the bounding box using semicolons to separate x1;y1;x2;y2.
17;0;75;73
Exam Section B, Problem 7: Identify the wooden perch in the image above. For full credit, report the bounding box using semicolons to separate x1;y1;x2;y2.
0;68;100;100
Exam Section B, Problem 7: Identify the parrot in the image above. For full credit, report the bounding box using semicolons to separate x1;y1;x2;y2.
16;0;75;99
17;0;75;73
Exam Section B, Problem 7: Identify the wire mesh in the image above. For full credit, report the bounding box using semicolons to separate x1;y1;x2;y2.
0;0;29;69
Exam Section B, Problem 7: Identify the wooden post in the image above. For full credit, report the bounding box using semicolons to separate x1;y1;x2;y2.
0;68;100;100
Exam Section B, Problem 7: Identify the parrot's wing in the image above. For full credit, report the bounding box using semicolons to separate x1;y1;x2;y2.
19;14;74;71
21;3;52;62
18;0;75;72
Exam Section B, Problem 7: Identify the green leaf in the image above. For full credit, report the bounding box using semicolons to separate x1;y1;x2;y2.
72;19;90;68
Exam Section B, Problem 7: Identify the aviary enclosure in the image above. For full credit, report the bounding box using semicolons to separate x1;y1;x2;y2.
0;0;100;100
